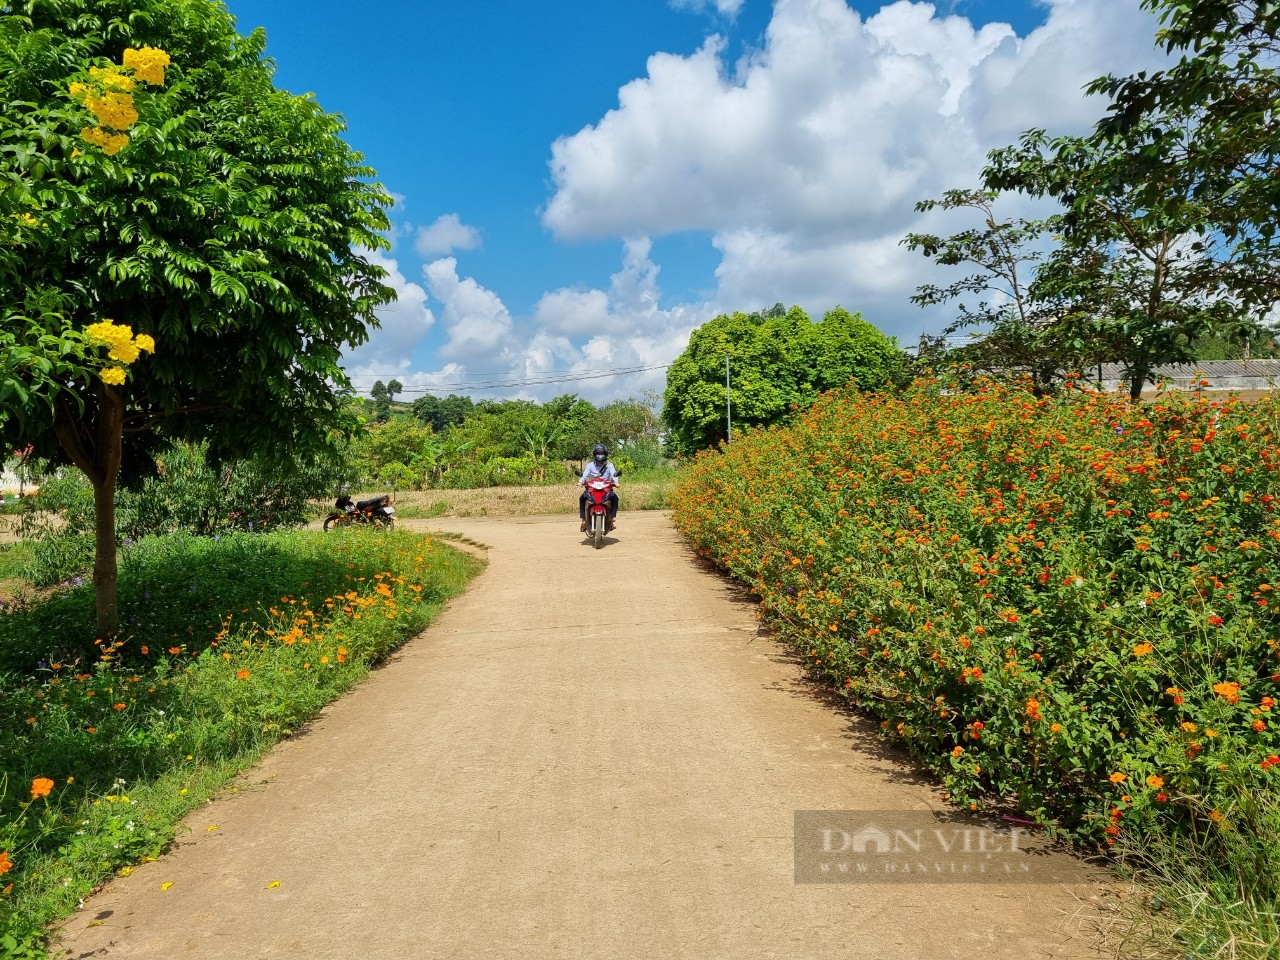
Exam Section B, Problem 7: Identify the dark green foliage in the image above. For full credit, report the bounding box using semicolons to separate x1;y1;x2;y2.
411;393;474;433
662;304;907;453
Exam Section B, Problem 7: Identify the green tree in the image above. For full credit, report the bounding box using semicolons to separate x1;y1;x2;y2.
411;393;475;433
976;0;1280;399
1088;0;1280;303
984;130;1253;399
369;380;391;422
386;378;403;402
662;305;903;453
0;1;394;634
903;189;1076;395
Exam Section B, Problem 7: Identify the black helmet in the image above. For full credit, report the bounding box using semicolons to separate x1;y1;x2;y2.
592;444;608;464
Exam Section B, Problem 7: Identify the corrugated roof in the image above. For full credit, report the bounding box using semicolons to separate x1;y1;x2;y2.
1096;360;1280;379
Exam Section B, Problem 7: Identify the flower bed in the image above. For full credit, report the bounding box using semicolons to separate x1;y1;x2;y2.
674;378;1280;870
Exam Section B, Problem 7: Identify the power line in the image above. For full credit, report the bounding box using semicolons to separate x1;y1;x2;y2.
355;362;673;395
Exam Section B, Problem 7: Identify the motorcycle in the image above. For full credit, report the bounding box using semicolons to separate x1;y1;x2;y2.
323;493;395;531
581;477;617;549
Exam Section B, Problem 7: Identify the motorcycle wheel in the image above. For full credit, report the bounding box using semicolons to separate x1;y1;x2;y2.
323;514;343;532
593;514;605;549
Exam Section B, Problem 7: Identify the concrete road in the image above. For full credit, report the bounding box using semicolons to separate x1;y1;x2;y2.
56;512;1107;960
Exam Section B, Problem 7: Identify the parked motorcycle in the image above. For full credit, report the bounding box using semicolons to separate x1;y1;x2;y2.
581;477;616;549
324;493;395;531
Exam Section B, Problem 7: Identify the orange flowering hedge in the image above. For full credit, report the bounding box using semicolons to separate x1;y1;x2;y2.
674;377;1280;847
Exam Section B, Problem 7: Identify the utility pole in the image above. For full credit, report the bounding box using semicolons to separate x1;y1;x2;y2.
725;354;732;445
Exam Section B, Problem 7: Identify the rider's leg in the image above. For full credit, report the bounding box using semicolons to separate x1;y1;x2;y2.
579;490;588;531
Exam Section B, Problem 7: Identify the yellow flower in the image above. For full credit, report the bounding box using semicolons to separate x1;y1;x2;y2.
1208;809;1225;823
69;81;87;97
1180;721;1198;733
1109;772;1126;784
1146;775;1164;789
108;340;141;364
123;46;171;86
100;366;126;385
84;91;138;130
86;320;132;348
134;333;156;353
102;132;129;155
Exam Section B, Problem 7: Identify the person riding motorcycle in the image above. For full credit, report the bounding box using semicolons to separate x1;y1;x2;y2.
579;444;620;532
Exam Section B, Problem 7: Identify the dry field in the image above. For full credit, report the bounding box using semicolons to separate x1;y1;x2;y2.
354;480;673;519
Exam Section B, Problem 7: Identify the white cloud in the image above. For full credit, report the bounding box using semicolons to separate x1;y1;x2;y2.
423;257;517;363
383;242;715;403
415;214;482;257
671;0;746;17
341;249;435;392
543;0;1167;337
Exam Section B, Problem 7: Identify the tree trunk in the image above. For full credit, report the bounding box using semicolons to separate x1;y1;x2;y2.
92;466;119;635
53;382;125;638
1129;365;1149;401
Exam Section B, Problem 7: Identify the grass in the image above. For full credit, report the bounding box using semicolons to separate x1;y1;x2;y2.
0;527;483;956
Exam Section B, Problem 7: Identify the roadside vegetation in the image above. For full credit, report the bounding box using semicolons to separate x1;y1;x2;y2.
674;377;1280;957
0;527;481;956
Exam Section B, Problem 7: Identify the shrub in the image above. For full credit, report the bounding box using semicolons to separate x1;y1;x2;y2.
674;376;1280;896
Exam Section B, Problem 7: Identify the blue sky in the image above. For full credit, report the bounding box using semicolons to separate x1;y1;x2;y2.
222;0;1163;402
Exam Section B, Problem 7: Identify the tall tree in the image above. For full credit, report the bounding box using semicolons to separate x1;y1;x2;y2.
975;0;1280;399
903;189;1073;395
0;0;394;634
369;380;390;422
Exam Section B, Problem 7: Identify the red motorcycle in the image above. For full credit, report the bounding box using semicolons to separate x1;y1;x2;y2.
324;493;395;531
581;477;616;549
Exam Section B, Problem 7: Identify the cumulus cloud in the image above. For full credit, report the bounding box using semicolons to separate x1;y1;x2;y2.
415;213;482;257
396;241;715;402
341;249;435;392
423;256;517;363
543;0;1166;337
352;0;1171;400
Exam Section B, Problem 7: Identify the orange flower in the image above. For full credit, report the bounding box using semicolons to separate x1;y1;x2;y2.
113;702;126;711
1109;772;1126;784
1146;775;1164;789
1132;642;1153;657
1213;681;1241;703
236;669;250;680
0;851;12;875
30;777;55;799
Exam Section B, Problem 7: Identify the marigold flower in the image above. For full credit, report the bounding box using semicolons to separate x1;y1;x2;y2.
1109;772;1126;784
100;366;126;385
1146;775;1164;789
30;777;55;799
0;852;11;875
1132;642;1154;657
236;669;250;680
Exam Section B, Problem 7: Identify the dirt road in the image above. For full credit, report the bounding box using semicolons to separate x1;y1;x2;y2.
57;512;1108;959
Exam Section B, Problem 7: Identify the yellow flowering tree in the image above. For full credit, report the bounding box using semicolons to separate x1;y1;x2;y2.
1;1;394;636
